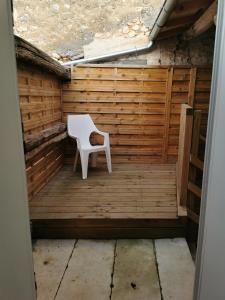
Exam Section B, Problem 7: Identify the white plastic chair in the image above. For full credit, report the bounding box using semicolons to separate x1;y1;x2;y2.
67;114;112;179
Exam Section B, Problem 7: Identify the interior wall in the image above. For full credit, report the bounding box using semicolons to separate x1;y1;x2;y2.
17;63;64;199
62;64;211;164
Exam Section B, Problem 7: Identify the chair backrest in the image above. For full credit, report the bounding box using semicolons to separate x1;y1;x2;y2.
67;114;97;147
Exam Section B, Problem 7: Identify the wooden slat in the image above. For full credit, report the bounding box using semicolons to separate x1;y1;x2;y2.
63;65;211;164
190;154;204;171
163;67;173;162
18;63;64;199
188;182;202;198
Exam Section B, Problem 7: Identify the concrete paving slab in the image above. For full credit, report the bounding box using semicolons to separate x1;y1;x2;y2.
56;239;115;300
155;238;195;300
111;239;161;300
32;239;75;300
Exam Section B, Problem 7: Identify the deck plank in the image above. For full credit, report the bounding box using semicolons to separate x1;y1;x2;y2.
30;164;177;220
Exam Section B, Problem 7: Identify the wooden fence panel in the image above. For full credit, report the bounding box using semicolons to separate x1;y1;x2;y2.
17;63;64;199
18;63;62;137
62;64;211;164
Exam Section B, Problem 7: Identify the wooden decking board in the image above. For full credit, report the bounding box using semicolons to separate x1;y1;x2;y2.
30;164;184;238
30;164;177;219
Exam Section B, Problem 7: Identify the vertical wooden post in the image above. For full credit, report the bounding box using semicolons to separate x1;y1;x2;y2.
163;67;173;162
187;110;202;217
188;67;197;107
177;104;193;210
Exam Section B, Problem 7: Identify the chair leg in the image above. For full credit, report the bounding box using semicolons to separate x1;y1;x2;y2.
73;149;79;172
105;147;112;173
80;151;89;179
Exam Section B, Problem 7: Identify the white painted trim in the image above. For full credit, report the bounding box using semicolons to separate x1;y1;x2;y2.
194;0;225;299
0;1;36;299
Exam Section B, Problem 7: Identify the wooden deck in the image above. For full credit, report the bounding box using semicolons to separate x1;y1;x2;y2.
30;164;185;238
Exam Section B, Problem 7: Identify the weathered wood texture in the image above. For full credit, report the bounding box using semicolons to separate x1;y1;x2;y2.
17;63;64;199
15;35;70;80
186;109;208;250
184;1;217;40
24;122;66;153
30;164;185;238
157;0;215;40
187;111;206;225
176;105;193;210
62;64;211;164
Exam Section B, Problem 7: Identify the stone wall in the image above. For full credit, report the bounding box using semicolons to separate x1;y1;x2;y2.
112;29;215;66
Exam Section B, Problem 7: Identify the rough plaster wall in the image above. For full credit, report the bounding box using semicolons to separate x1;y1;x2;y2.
113;29;215;66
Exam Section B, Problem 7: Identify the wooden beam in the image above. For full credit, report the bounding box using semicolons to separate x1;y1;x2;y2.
188;182;202;198
190;154;204;171
25;132;67;162
24;122;66;153
187;208;199;224
176;104;194;208
184;1;217;40
15;35;70;80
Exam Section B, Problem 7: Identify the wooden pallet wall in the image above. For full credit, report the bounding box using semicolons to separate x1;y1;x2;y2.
17;63;64;199
62;64;211;164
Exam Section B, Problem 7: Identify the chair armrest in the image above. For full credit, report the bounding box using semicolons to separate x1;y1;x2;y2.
94;130;110;146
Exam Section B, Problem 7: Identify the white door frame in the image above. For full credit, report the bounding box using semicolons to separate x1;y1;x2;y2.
0;1;36;299
194;0;225;299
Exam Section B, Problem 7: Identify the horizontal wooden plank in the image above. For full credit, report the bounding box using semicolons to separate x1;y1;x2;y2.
62;91;166;103
19;85;61;96
63;102;165;115
190;155;204;170
188;182;202;198
21;101;61;114
23;112;62;132
72;67;168;81
64;80;167;93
